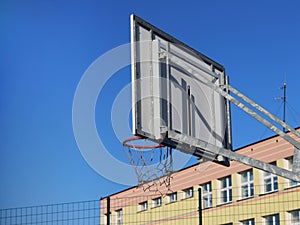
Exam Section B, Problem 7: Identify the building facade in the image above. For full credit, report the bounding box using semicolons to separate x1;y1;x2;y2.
101;129;300;225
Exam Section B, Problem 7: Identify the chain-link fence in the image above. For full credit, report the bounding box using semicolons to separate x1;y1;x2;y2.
0;200;100;225
1;184;299;225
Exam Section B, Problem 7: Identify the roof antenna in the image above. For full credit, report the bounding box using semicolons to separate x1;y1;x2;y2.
275;74;287;132
281;74;287;132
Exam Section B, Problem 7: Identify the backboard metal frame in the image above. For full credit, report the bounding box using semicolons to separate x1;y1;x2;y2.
131;15;232;166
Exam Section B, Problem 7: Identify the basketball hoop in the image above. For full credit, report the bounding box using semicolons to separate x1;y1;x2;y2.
123;136;173;193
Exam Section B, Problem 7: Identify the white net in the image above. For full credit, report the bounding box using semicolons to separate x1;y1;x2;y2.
123;136;174;194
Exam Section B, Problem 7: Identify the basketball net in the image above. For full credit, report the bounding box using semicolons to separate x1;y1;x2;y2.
123;136;174;194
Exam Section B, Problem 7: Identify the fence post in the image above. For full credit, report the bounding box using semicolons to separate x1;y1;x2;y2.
107;196;111;225
198;187;203;225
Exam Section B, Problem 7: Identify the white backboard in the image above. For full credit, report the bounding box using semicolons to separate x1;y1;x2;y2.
131;14;232;152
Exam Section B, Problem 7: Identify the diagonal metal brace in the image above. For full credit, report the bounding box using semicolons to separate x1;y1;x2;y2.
169;55;300;150
166;130;300;182
227;85;300;139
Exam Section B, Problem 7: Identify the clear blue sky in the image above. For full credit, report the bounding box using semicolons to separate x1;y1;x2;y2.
1;0;300;209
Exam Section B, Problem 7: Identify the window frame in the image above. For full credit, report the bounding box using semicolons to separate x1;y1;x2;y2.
202;182;212;209
263;162;278;194
289;209;300;225
167;192;178;203
138;201;148;212
240;218;255;225
286;157;300;188
152;197;162;208
219;176;232;204
263;214;280;225
115;209;123;225
182;187;194;199
240;169;254;199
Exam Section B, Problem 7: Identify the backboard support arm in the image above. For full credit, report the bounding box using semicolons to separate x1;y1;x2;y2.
163;129;300;182
167;53;300;179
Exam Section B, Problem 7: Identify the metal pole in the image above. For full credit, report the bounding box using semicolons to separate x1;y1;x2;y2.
107;197;110;225
198;187;203;225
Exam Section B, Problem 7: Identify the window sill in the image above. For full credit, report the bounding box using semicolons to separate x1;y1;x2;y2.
237;196;254;202
202;206;213;211
137;209;148;213
217;201;232;207
284;184;300;190
259;189;278;197
165;201;177;205
181;196;194;201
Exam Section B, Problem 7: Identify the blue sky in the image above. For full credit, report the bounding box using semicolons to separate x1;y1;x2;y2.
1;0;300;209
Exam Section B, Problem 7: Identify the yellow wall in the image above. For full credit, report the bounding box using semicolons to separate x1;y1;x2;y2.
101;185;300;224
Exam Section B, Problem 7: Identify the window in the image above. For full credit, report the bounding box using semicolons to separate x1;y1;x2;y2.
167;192;177;203
152;197;162;208
240;170;254;199
220;176;232;204
115;209;122;225
286;157;299;187
182;187;194;199
289;209;300;225
104;214;111;225
263;214;280;225
202;182;212;208
264;162;278;193
138;201;148;211
240;218;255;225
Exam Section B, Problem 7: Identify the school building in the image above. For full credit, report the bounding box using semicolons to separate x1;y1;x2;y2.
100;129;300;225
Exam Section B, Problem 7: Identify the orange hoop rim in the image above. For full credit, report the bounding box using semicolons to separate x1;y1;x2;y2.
122;136;164;149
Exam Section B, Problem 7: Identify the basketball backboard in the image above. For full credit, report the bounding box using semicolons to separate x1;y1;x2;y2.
130;14;232;155
129;14;300;182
